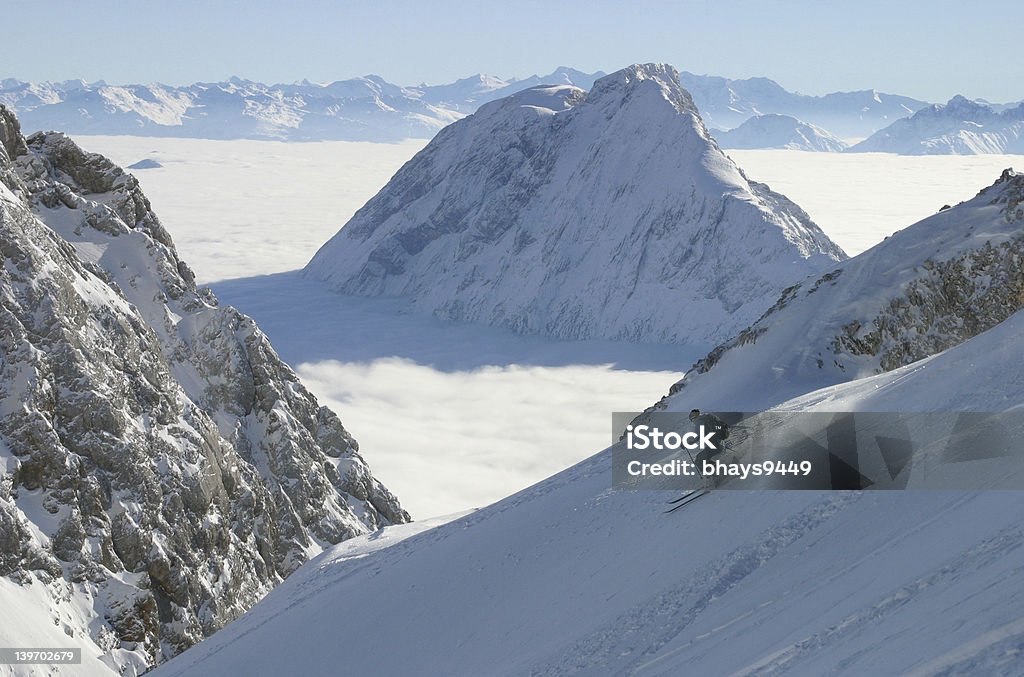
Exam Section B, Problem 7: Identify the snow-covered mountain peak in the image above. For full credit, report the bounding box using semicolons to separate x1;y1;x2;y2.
987;166;1021;190
586;63;698;116
715;113;848;152
942;94;990;118
305;63;844;345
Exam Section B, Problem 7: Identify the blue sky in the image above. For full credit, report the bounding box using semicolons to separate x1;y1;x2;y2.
3;0;1020;102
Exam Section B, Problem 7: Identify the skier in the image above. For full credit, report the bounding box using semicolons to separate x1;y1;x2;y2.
664;408;733;512
690;409;730;488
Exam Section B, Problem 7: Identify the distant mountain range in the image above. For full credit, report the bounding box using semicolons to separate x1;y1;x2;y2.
677;72;930;139
417;67;605;112
0;75;462;142
1;72;1019;154
851;95;1024;154
0;69;602;143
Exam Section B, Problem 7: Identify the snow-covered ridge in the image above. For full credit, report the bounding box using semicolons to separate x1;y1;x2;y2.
852;96;1024;154
648;168;1024;414
715;114;848;151
304;63;846;346
0;105;407;675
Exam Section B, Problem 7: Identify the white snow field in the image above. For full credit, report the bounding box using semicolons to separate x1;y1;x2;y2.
152;312;1024;676
72;135;1024;518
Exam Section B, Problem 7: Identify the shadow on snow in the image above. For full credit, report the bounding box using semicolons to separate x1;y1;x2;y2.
211;270;701;373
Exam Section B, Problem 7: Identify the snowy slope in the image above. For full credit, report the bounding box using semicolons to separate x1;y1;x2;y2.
715;114;847;151
678;72;928;138
650;168;1024;414
853;96;1024;155
0;107;407;676
305;64;845;346
153;305;1024;675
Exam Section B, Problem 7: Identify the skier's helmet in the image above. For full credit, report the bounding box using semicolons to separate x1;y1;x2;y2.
689;409;700;422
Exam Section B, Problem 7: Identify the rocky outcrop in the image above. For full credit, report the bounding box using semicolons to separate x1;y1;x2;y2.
647;169;1024;413
832;239;1024;371
0;104;408;675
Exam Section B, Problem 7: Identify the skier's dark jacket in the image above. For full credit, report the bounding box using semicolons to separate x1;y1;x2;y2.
694;412;730;456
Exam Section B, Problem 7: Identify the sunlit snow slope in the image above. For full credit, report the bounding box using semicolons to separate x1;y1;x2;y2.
306;63;845;346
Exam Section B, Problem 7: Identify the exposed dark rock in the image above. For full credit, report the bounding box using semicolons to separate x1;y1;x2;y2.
0;104;409;673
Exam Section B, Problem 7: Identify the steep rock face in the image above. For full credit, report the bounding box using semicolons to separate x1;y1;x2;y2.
0;105;407;675
647;169;1024;413
305;64;845;346
715;114;847;152
852;96;1024;154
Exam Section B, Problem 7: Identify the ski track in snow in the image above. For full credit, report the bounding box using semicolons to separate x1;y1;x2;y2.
536;493;864;676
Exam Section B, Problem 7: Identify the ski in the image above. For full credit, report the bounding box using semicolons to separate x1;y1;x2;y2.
666;489;701;505
664;489;708;513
